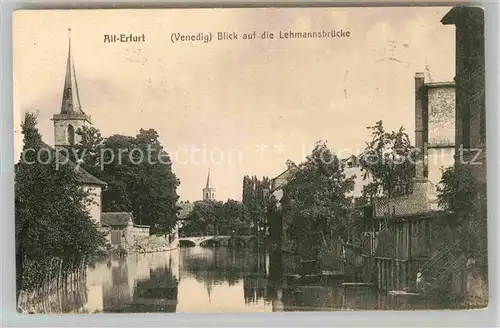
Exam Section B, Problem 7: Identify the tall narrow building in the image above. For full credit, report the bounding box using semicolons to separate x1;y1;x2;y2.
202;169;216;201
52;29;91;149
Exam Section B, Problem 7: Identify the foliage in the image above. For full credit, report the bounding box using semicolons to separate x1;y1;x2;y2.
242;175;271;231
281;141;355;258
15;113;105;296
436;165;487;265
182;199;252;236
68;127;180;234
359;120;416;199
68;125;104;178
437;165;479;218
221;199;252;234
182;200;223;235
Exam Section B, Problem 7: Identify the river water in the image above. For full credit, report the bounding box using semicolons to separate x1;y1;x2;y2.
25;246;450;313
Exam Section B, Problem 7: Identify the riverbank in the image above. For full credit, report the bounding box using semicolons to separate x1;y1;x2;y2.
18;246;478;313
17;241;180;314
109;235;179;255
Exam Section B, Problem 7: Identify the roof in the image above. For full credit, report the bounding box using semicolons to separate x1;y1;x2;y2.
61;31;83;115
375;210;452;223
204;169;213;189
101;212;150;228
270;165;300;192
53;31;91;124
441;6;484;25
424;81;455;88
101;212;132;226
74;165;107;186
341;153;361;168
270;154;364;193
40;142;107;187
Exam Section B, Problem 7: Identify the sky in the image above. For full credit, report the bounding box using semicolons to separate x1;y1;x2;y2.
13;7;456;202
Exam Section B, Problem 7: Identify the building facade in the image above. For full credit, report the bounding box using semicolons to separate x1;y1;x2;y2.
49;34;106;226
414;73;456;189
49;34;158;246
101;213;150;249
413;73;456;212
442;7;486;183
441;6;488;301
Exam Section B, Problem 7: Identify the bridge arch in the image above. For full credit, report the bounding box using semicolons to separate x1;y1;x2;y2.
179;239;197;247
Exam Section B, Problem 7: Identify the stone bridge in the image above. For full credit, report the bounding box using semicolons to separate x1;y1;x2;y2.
179;235;258;247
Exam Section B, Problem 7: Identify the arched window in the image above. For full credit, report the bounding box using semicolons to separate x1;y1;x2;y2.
67;125;75;145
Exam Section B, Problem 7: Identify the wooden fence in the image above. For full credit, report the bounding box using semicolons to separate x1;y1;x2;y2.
374;257;428;291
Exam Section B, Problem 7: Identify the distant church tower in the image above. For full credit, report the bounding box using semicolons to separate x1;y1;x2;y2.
52;29;91;149
202;169;216;201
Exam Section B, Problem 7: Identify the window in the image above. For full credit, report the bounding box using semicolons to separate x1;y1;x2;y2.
67;125;75;145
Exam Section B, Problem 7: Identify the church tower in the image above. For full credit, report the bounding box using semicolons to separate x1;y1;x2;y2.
52;29;91;149
202;169;216;201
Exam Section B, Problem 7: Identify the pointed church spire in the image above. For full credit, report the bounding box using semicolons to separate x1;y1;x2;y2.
205;169;212;189
60;28;83;114
202;169;216;201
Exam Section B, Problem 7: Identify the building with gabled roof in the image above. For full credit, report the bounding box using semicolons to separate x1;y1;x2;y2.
45;31;154;247
101;212;150;248
44;31;107;226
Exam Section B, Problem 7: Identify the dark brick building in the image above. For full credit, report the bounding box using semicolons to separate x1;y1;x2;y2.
441;6;488;301
442;7;486;183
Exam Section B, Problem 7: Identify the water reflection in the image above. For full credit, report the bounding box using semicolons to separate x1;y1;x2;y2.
86;250;180;313
24;246;449;313
177;247;271;312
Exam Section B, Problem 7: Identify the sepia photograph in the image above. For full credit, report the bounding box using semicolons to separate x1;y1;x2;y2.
12;6;487;313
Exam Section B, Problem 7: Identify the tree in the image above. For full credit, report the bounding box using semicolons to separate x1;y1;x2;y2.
181;199;252;236
67;125;104;178
437;166;479;218
359;120;416;199
437;165;487;266
15;113;105;299
242;175;271;233
222;199;251;235
183;200;223;235
68;127;180;235
282;141;355;259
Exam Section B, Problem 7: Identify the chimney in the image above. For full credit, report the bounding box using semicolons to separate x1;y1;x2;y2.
414;72;427;178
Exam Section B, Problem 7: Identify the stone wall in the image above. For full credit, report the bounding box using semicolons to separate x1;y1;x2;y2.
373;181;434;218
101;222;179;254
53;116;90;147
427;85;455;147
124;234;179;253
125;226;149;243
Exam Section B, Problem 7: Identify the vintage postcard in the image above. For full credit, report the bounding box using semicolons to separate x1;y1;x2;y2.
13;7;487;313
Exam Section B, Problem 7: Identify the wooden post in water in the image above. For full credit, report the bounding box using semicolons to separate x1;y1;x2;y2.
391;260;395;290
395;261;399;290
377;259;381;289
379;259;384;289
382;260;386;290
